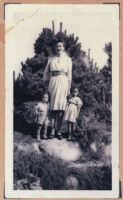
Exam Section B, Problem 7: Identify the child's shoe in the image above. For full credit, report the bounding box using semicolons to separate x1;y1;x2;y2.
68;134;75;141
49;128;55;139
37;134;41;141
42;135;48;139
67;134;72;141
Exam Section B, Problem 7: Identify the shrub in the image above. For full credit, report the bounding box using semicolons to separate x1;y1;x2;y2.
14;101;38;124
14;147;68;190
14;146;112;190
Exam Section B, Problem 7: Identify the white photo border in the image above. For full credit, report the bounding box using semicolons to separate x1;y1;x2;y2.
5;4;119;198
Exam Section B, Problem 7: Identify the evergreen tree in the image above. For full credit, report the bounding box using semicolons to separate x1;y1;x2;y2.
14;25;85;104
14;23;112;126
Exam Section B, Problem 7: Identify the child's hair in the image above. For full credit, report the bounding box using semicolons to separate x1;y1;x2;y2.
72;87;79;93
41;91;50;101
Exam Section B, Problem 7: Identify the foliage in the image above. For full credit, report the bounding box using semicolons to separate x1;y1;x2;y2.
100;42;112;78
14;146;68;190
74;109;111;161
14;25;112;123
14;101;38;124
14;24;112;160
14;146;112;190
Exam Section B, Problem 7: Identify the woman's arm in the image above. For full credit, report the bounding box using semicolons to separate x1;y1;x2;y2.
43;58;50;82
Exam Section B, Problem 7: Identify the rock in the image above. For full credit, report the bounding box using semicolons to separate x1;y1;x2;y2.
90;142;97;153
15;142;40;154
30;178;42;190
14;132;82;162
39;138;82;162
105;144;111;157
64;175;79;190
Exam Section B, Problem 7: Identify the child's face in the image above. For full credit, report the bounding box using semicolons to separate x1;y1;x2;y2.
72;89;78;97
42;94;49;103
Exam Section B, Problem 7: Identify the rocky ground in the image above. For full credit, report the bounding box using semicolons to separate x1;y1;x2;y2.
14;130;111;190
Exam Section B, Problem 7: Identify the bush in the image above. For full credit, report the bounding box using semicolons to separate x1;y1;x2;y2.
67;166;112;190
14;101;38;124
14;147;68;190
75;112;104;148
14;146;112;190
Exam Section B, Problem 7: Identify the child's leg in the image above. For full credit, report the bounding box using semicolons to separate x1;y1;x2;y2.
67;122;72;140
71;123;76;140
42;124;48;139
36;124;42;141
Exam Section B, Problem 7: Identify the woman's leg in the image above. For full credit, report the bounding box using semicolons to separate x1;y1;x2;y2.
49;111;56;138
57;111;64;138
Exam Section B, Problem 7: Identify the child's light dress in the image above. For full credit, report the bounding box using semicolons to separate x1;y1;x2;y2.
43;52;72;111
35;102;49;125
64;97;82;123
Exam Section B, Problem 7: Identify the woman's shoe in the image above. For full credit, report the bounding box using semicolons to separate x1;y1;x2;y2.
57;132;63;140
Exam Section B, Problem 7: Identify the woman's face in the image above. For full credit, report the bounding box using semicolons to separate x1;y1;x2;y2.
55;42;64;55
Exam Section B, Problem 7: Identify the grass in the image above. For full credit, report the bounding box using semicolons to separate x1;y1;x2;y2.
14;145;112;190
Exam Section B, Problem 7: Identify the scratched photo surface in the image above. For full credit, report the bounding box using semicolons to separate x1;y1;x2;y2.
5;4;119;198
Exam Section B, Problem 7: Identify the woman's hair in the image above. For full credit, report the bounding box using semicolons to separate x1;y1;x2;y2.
55;39;66;48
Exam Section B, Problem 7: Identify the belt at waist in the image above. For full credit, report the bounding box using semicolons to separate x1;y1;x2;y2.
68;102;77;106
51;71;68;77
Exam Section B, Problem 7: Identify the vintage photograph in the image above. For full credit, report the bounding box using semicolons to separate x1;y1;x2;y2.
5;4;119;198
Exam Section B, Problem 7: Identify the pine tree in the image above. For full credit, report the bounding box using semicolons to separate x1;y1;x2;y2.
14;23;112;126
14;23;85;104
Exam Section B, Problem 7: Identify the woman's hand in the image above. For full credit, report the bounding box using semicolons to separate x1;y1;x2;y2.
67;90;70;96
44;80;49;87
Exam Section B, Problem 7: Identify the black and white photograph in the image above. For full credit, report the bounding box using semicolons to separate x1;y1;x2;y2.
5;4;119;198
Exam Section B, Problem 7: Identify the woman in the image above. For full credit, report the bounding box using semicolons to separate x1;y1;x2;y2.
43;40;72;139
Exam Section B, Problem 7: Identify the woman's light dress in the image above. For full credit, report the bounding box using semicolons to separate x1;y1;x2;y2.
43;53;72;111
64;97;82;123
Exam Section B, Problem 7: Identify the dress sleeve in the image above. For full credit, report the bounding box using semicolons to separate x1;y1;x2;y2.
43;58;50;82
34;103;39;114
77;98;83;108
67;57;72;81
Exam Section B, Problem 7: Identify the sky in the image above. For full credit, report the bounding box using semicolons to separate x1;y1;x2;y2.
5;4;118;78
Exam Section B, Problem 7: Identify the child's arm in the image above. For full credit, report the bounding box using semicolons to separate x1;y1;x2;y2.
76;99;83;119
77;107;81;119
34;104;42;114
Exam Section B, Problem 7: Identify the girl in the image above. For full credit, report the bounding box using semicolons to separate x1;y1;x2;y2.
64;88;83;141
34;93;49;141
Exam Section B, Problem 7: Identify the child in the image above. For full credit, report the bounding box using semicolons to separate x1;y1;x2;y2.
64;88;83;141
34;93;49;141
